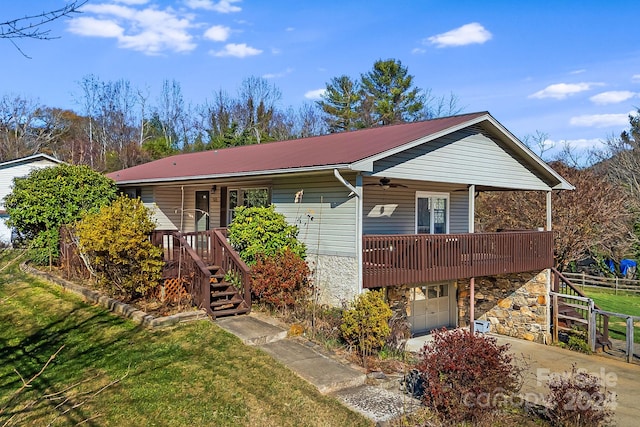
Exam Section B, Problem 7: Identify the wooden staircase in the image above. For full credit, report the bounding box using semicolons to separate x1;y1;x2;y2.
207;265;250;319
555;299;612;351
152;229;252;321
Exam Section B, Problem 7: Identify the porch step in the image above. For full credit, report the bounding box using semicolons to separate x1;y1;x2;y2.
211;306;250;318
210;273;225;283
211;297;244;308
210;282;231;290
211;290;237;298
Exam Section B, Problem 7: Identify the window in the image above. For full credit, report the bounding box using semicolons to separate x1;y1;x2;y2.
227;187;270;224
122;187;141;199
415;191;449;234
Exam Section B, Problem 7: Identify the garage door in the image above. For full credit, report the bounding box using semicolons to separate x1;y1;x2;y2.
408;283;451;335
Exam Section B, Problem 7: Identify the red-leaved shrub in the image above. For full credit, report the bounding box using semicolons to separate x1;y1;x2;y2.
415;328;523;424
546;364;614;427
251;249;311;310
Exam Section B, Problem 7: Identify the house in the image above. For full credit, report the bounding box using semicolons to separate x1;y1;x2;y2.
108;112;573;342
0;154;63;244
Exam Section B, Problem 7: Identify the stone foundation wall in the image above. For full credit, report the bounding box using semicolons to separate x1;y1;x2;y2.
458;270;550;343
309;254;359;307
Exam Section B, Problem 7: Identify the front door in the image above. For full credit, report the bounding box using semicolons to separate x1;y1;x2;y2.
195;191;210;231
408;283;451;335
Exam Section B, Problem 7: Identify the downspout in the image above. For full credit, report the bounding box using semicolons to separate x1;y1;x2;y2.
468;185;475;333
545;190;552;342
333;169;363;294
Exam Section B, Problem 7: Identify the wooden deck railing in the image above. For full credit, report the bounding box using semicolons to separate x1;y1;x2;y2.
151;230;212;315
362;231;554;288
212;229;251;308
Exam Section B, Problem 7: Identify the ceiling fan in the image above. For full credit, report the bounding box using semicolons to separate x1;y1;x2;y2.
364;177;408;189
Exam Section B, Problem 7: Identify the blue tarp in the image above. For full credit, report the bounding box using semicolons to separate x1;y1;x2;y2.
620;259;637;276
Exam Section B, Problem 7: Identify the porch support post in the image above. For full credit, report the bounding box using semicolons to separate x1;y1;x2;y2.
468;184;475;233
469;277;475;334
546;191;552;231
355;173;363;293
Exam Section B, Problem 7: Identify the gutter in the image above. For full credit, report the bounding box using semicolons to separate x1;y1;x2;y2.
333;169;364;296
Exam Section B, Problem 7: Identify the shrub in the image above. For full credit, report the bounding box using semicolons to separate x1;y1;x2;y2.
546;364;614;427
74;196;164;300
415;328;523;424
228;205;305;265
4;164;117;264
340;290;392;361
251;249;311;310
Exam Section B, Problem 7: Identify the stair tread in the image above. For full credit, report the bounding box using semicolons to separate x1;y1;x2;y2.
211;290;239;297
210;282;232;289
212;307;250;318
211;297;244;307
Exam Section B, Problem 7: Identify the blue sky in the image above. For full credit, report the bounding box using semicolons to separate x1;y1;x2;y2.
2;0;639;160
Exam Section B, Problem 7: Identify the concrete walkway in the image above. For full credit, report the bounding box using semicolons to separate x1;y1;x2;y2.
408;333;640;427
218;314;640;426
215;313;420;424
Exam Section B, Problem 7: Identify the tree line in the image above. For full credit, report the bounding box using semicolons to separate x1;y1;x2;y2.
0;58;460;172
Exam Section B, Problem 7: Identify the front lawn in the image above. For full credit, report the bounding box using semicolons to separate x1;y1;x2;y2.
0;250;371;426
582;286;640;344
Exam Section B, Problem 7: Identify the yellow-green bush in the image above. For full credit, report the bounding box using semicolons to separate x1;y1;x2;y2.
75;196;163;300
340;290;392;359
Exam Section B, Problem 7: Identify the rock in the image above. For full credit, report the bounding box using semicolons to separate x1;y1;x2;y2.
368;371;387;380
498;298;512;308
522;332;535;341
537;295;546;305
524;281;546;295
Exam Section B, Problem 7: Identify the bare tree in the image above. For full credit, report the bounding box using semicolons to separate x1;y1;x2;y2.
1;1;87;57
475;162;636;270
0;94;69;161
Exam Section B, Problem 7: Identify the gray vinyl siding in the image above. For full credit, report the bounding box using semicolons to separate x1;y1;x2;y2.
151;186;182;230
362;182;469;235
449;191;468;233
271;172;358;257
373;127;552;191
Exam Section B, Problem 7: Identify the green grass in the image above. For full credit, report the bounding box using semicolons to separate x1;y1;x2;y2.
0;250;372;427
581;286;640;344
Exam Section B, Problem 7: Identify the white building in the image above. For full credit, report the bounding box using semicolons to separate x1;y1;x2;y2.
0;154;63;244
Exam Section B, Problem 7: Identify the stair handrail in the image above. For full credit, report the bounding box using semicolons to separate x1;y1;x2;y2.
152;230;212;315
212;228;252;311
551;267;609;346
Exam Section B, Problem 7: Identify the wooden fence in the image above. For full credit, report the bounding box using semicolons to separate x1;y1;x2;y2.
562;272;640;294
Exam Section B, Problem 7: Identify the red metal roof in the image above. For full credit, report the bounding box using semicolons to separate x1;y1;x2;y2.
108;112;488;183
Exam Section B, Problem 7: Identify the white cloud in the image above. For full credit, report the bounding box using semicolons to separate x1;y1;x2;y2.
569;112;635;128
426;23;492;48
263;67;293;79
285;27;294;32
203;25;231;41
68;17;124;38
411;47;426;54
569;69;586;75
69;3;196;54
185;0;241;13
632;74;640;83
304;89;326;100
113;0;149;4
590;91;636;105
529;82;601;100
210;43;261;57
